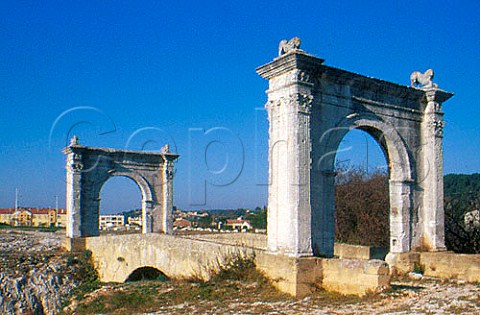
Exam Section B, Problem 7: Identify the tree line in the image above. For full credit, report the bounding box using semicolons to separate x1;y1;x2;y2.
334;170;480;253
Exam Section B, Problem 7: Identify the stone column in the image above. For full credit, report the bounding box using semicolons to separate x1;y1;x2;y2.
64;150;83;238
81;190;100;237
142;199;154;234
162;158;175;234
389;180;413;253
265;92;313;256
311;170;336;257
420;89;447;251
261;66;315;256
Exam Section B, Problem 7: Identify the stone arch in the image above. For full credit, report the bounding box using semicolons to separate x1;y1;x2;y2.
107;171;154;202
333;116;413;182
63;139;179;238
257;47;453;257
99;171;154;234
318;115;415;253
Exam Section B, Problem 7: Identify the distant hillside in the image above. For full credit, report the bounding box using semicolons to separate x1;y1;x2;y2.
444;173;480;198
121;209;141;219
444;173;480;253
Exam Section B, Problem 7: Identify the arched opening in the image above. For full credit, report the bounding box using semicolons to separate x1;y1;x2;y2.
334;128;390;252
126;266;169;282
99;176;143;234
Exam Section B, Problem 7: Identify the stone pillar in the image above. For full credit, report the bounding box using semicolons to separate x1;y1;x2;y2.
65;150;83;238
311;170;336;257
419;89;447;251
258;51;321;256
81;191;100;237
142;199;154;234
389;180;413;253
264;91;313;256
162;159;175;234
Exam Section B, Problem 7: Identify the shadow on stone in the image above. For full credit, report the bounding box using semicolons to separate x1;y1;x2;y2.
390;284;425;292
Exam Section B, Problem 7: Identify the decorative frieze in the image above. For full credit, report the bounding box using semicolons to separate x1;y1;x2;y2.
428;118;446;137
68;153;83;172
166;164;175;180
265;93;313;114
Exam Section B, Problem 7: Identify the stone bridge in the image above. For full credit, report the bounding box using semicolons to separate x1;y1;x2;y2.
64;233;391;297
65;231;480;297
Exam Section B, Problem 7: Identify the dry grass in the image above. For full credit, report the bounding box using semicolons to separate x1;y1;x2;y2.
66;252;293;315
67;253;471;315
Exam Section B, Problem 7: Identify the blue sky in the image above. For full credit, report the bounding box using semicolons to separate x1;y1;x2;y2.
0;1;479;212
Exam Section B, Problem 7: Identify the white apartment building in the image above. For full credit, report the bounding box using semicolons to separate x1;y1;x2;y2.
99;215;125;230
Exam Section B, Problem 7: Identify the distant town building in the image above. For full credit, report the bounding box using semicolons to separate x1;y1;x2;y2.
173;218;192;230
127;216;142;227
225;218;252;231
0;209;13;225
99;215;125;230
56;209;67;227
186;211;209;218
0;208;67;227
11;209;32;226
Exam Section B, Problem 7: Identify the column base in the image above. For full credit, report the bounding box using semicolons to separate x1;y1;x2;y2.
385;252;420;275
62;237;87;253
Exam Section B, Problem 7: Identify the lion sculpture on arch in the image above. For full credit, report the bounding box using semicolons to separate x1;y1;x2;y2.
410;69;438;89
278;37;301;56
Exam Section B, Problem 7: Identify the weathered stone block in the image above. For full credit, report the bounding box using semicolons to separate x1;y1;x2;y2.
420;252;480;282
385;252;420;275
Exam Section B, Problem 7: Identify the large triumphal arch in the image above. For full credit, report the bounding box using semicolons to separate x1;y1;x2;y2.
257;38;454;257
63;136;179;238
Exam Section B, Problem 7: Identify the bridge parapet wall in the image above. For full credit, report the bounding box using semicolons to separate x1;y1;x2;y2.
77;234;390;297
83;233;253;282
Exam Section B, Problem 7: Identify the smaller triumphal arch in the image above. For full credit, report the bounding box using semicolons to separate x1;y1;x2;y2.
257;38;454;258
63;136;179;238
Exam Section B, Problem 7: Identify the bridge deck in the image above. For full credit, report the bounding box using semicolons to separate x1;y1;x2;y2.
64;232;391;297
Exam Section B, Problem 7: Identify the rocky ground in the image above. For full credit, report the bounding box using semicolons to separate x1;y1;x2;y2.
0;228;78;315
0;228;479;315
143;277;480;315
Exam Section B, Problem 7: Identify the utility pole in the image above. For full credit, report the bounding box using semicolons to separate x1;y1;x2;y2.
15;188;18;211
55;195;59;212
362;133;369;174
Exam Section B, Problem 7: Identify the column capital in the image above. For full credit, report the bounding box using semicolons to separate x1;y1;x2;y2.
256;50;324;80
423;88;454;112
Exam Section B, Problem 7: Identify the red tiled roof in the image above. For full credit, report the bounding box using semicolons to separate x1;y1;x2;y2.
0;208;66;215
226;219;250;224
173;218;192;227
30;208;53;215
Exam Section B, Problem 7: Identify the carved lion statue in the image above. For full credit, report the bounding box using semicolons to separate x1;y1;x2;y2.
278;37;301;56
410;69;438;89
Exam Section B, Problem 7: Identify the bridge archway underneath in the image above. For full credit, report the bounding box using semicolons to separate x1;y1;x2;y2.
125;266;169;282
